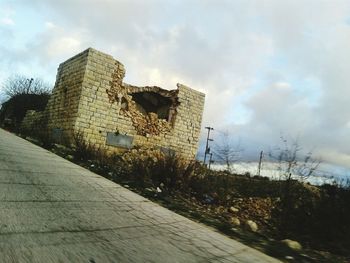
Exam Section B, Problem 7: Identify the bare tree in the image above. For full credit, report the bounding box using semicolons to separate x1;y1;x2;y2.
0;75;51;128
213;131;243;172
269;135;321;182
1;75;51;99
269;135;322;225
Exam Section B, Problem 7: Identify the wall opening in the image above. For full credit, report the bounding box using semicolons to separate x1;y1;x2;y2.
130;91;172;121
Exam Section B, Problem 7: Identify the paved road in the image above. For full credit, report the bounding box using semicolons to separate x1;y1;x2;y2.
0;128;280;263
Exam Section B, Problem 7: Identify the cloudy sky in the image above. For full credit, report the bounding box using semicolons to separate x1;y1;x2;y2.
1;0;350;174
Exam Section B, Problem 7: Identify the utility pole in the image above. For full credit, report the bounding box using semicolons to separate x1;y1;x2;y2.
208;153;214;169
203;126;214;165
257;150;263;176
26;78;34;93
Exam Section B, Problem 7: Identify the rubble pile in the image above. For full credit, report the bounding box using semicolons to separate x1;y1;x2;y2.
106;68;179;136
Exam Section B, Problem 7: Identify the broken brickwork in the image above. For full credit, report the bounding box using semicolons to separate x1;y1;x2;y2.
23;48;205;159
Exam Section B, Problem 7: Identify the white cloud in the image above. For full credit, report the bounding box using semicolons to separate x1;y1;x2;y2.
1;17;14;25
2;0;350;171
0;5;15;25
44;21;55;29
46;36;81;58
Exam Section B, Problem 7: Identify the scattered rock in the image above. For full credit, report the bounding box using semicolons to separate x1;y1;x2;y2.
246;220;258;232
124;185;129;188
54;144;69;151
156;187;162;193
281;239;302;251
203;194;214;204
108;171;113;176
231;217;240;226
66;155;74;161
285;256;294;260
229;206;239;213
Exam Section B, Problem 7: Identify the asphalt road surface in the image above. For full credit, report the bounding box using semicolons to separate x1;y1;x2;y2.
0;128;280;263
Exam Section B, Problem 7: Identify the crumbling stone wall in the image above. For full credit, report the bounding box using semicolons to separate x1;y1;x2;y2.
21;110;45;133
23;48;205;159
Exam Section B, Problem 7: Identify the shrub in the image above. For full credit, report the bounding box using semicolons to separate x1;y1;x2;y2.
121;148;196;190
72;131;97;161
0;93;50;130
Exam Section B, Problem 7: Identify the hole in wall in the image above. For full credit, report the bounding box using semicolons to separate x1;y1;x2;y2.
130;91;172;120
121;97;128;110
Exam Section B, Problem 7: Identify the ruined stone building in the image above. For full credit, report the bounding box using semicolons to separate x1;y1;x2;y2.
22;48;205;159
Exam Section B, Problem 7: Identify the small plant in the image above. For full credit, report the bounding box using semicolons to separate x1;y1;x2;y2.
72;131;96;161
121;148;196;190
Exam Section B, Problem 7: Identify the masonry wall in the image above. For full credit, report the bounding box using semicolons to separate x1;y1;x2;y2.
171;84;205;158
45;50;89;141
73;49;130;151
23;48;205;159
21;110;45;132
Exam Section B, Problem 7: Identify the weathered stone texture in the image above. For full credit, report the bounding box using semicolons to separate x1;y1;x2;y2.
21;110;45;132
45;50;89;141
23;48;205;159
